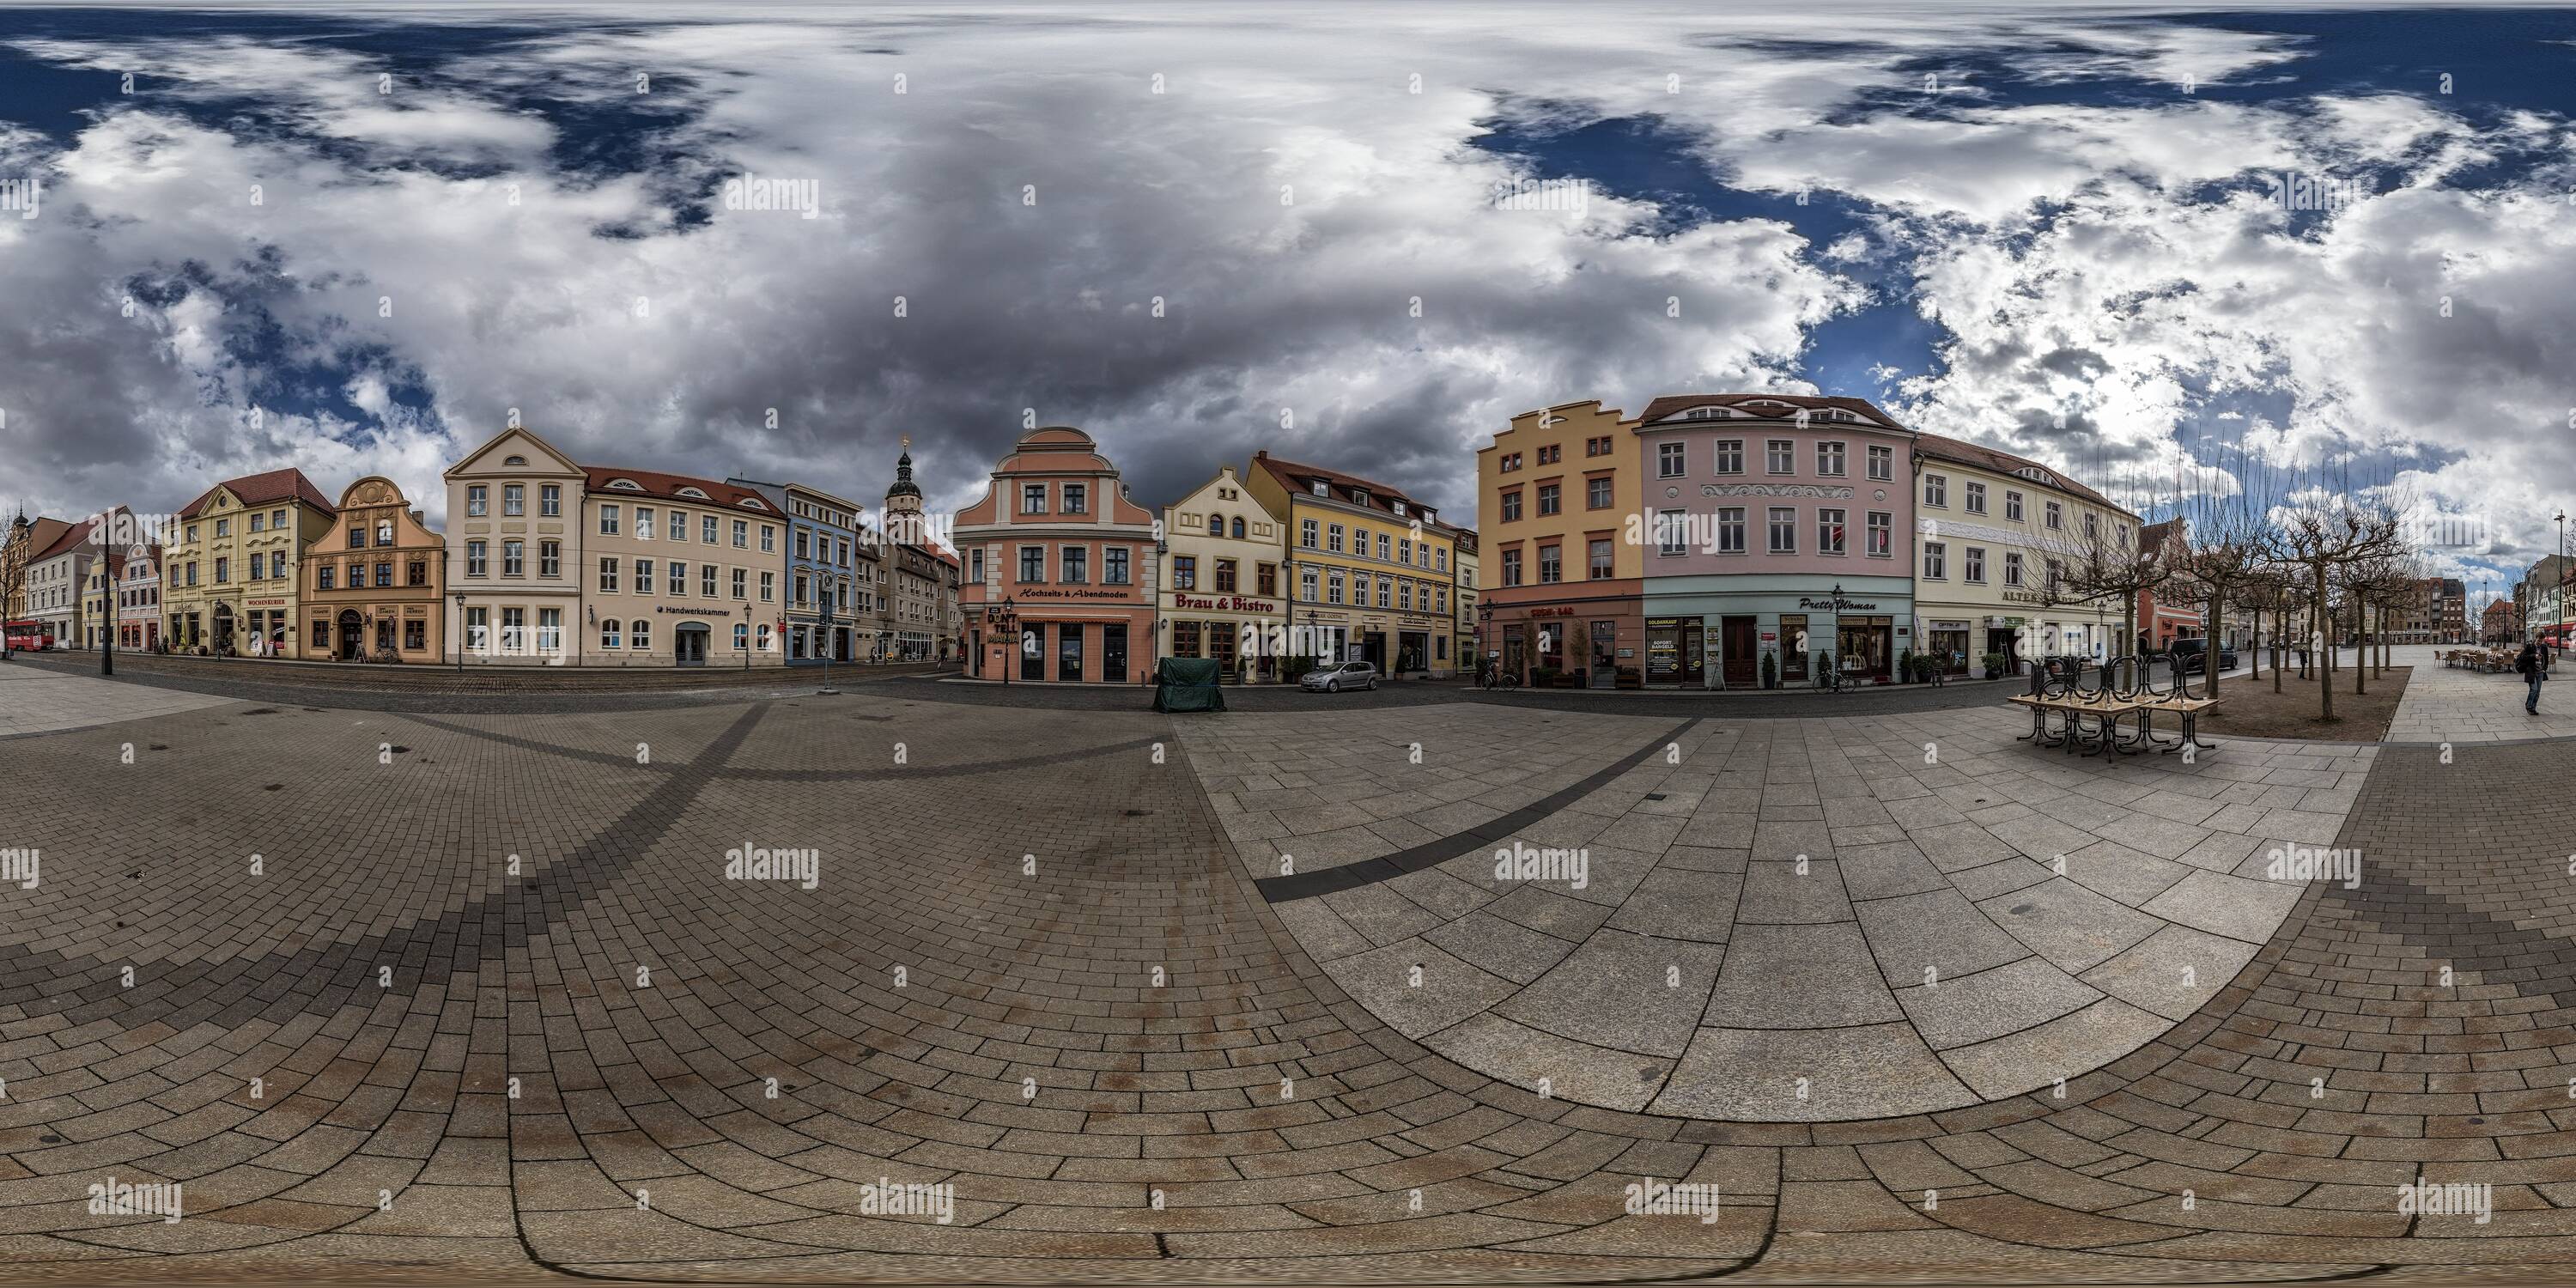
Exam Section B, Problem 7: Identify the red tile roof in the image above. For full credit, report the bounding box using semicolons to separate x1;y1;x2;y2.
32;519;89;562
1910;432;2126;514
179;468;337;519
1250;451;1453;530
14;516;73;562
582;466;777;513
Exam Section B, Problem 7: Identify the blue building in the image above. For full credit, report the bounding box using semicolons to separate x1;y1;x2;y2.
729;476;861;665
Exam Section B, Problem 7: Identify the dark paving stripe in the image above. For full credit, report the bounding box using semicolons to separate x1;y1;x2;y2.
0;706;770;1031
1255;717;1702;902
410;712;1167;782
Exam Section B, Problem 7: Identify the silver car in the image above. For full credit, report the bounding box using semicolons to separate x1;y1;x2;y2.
1300;660;1379;692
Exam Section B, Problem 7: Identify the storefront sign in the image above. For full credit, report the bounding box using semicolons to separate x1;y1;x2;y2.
2002;591;2050;605
1527;605;1577;617
1797;597;1877;611
1172;594;1278;613
1760;631;1776;641
1015;586;1136;601
248;598;287;608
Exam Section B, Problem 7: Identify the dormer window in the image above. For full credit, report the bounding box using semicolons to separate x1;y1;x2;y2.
1685;406;1721;420
677;487;710;499
1392;501;1406;517
1310;480;1328;497
1351;489;1368;507
609;479;643;491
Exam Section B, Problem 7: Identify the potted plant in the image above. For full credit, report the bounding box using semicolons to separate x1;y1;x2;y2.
1615;665;1643;690
1531;665;1560;687
1981;650;2008;678
1761;650;1777;690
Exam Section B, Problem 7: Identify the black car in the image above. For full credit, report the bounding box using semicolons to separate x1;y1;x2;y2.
2169;637;2237;673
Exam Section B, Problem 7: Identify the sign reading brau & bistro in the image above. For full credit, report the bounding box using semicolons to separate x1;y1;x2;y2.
1173;593;1277;613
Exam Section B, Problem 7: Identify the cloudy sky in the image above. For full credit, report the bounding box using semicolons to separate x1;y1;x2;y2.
0;1;2570;598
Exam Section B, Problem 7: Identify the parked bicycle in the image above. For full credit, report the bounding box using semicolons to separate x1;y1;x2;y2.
1479;660;1519;690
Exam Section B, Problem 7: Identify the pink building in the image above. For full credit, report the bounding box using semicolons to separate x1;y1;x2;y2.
953;427;1160;683
1633;394;1917;687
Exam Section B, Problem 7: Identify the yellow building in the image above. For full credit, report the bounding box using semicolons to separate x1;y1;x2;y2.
1476;399;1643;685
1246;451;1461;677
165;468;338;657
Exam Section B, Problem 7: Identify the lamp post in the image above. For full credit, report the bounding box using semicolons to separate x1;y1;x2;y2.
987;597;1018;685
817;579;837;695
1478;598;1493;683
452;590;466;673
99;538;117;677
742;600;752;671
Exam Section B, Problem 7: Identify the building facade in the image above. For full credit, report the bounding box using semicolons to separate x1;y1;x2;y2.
443;428;586;665
26;519;94;648
583;466;786;666
2134;518;2200;654
1905;434;2136;677
165;471;337;657
117;542;161;650
1478;400;1639;686
4;512;74;628
955;426;1159;684
732;476;861;665
304;476;446;662
1632;395;1915;687
1158;463;1290;680
1454;528;1479;672
1249;451;1460;678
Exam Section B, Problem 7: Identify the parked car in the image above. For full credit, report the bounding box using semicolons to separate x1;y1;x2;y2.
1299;660;1379;692
2169;637;2237;673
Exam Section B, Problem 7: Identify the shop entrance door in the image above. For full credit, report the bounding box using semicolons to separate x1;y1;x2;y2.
1589;620;1617;687
1722;617;1757;687
1682;621;1705;686
1103;623;1127;683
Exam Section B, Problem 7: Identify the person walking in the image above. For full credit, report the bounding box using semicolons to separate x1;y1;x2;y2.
2517;639;2549;714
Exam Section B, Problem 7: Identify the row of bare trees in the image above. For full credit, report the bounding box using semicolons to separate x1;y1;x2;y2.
2033;462;2426;725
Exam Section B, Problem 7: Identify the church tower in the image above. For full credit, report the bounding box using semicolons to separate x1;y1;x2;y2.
884;435;925;546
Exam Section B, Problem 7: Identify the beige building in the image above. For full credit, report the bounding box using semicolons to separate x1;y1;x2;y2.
1909;433;2139;676
165;471;337;657
443;428;586;664
583;466;786;666
1157;463;1291;680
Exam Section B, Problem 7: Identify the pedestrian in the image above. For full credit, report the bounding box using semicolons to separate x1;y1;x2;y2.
2517;639;2548;714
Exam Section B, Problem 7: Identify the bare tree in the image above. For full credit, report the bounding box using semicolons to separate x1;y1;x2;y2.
2275;484;2404;722
0;510;32;638
2045;514;2178;688
2170;498;2277;699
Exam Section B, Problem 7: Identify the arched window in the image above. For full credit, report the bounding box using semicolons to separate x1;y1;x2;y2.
631;619;651;650
1230;516;1245;539
1208;513;1224;536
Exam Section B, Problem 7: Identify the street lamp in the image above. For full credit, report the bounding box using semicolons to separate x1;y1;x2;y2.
99;542;117;677
987;596;1019;685
742;600;753;671
817;578;837;695
452;590;466;674
1478;598;1493;683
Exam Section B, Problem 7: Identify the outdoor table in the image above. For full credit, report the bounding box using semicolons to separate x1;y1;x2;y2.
2010;691;2145;757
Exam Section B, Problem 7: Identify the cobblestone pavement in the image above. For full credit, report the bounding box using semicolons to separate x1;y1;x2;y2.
3;675;2575;1284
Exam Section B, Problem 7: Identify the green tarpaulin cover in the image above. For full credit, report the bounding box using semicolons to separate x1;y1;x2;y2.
1152;657;1226;712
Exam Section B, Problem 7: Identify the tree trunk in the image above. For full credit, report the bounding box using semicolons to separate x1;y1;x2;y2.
2207;589;2225;697
2314;565;2335;720
2353;596;2366;696
2273;601;2284;692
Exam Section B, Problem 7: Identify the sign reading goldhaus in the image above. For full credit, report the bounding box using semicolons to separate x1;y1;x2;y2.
1173;593;1278;613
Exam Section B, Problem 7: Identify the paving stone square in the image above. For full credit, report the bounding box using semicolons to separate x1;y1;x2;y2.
2;658;2572;1284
